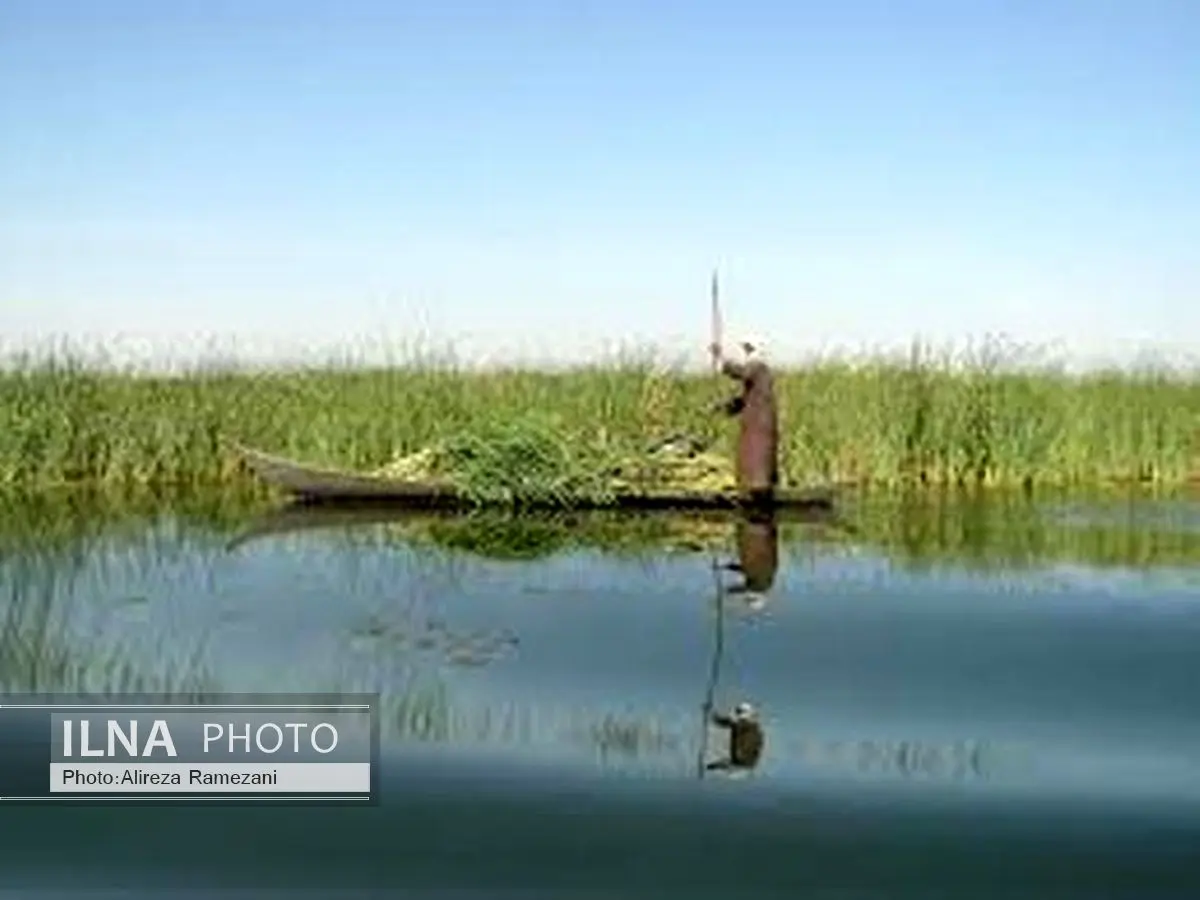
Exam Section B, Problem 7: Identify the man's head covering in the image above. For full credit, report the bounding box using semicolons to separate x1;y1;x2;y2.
732;701;758;722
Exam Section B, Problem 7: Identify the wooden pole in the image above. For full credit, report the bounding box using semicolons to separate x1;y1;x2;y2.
698;266;728;778
710;268;723;374
697;553;727;778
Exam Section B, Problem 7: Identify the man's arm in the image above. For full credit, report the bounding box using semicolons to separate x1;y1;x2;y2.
709;394;743;415
720;358;747;379
710;345;747;415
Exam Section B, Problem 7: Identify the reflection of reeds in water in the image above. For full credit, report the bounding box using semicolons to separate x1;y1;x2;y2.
0;502;240;697
376;683;1022;784
9;483;1200;577
376;684;689;769
0;558;218;696
368;495;1200;572
863;490;1200;572
385;680;455;742
581;713;682;762
791;737;1021;783
349;613;520;671
371;682;536;747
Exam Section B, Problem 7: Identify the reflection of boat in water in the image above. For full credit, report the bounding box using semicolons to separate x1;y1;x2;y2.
224;501;840;556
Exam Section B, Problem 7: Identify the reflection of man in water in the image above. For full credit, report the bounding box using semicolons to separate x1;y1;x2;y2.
705;701;764;776
723;511;778;611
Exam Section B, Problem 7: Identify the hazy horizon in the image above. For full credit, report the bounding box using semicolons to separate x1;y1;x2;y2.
2;328;1197;377
3;1;1197;372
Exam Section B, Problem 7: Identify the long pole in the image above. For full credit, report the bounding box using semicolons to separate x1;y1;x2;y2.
698;267;728;779
697;554;727;778
710;268;723;374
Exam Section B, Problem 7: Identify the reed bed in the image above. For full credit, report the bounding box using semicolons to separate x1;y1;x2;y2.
0;340;1196;495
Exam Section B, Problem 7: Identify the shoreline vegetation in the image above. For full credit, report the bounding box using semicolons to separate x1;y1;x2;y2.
0;340;1196;499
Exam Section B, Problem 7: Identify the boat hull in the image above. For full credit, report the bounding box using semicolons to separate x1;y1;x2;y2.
231;443;837;512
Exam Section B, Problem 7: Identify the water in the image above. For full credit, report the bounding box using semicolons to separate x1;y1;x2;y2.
0;492;1198;895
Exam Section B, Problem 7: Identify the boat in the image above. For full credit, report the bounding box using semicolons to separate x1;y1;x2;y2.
229;442;839;512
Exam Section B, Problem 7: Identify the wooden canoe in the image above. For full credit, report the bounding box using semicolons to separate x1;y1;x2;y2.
230;442;838;513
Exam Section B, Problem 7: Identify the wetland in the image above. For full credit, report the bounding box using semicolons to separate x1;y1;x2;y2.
1;346;1197;891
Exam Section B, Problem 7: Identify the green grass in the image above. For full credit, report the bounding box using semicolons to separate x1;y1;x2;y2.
0;339;1196;496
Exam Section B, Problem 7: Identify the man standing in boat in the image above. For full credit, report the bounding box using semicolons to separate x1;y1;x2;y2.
710;339;780;507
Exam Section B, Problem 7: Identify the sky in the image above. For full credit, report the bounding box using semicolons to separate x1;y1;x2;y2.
1;0;1197;370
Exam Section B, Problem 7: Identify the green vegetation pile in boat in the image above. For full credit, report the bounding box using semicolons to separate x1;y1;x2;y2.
232;413;835;511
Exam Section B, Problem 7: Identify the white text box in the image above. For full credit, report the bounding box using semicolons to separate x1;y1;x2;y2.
49;762;370;793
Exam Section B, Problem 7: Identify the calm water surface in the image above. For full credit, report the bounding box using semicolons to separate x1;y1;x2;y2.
0;491;1197;895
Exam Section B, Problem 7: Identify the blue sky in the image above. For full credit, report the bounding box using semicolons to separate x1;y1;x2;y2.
1;0;1197;369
